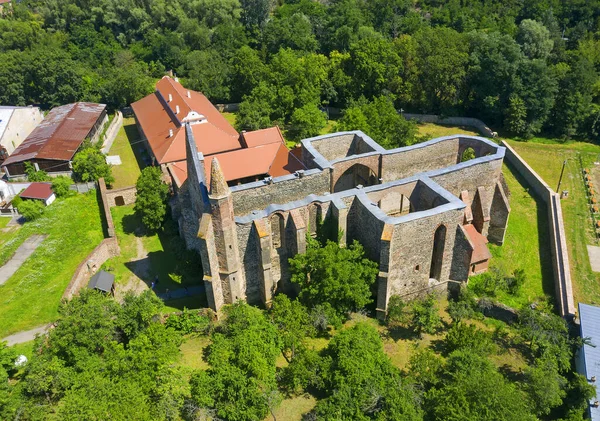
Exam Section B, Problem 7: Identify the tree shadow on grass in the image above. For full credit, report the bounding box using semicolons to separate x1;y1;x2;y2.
123;123;151;170
504;162;555;300
121;213;145;237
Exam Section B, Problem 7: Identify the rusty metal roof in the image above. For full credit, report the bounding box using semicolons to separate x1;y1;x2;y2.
2;102;106;165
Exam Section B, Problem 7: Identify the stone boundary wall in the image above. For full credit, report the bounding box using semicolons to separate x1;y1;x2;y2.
101;111;124;154
62;237;120;300
215;103;240;112
403;114;495;137
501;140;575;319
104;185;137;207
98;178;116;238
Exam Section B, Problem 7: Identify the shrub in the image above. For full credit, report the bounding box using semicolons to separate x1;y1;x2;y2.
51;176;74;198
18;200;45;221
165;308;210;334
24;162;50;182
411;294;442;336
444;322;495;355
72;142;114;184
386;295;408;326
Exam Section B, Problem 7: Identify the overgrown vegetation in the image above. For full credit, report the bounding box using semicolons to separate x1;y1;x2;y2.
72;141;114;185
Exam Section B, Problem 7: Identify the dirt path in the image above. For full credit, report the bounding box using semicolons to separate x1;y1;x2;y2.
0;234;47;285
2;324;51;346
115;237;151;301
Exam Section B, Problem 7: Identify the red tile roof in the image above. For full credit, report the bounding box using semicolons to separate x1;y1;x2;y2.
242;126;286;148
20;182;54;200
131;77;241;165
2;103;106;165
463;224;492;263
136;77;306;187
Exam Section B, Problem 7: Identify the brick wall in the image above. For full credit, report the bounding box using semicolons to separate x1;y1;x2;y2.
105;185;137;207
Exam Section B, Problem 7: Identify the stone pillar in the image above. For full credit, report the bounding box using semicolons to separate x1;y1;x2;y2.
197;213;225;312
208;158;243;304
331;199;348;247
253;218;274;306
289;209;307;255
376;224;394;320
472;186;490;236
488;181;511;245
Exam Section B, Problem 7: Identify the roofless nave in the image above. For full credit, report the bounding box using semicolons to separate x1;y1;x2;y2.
175;123;511;318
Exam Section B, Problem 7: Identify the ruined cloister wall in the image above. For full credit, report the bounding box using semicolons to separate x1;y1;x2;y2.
230;169;330;216
381;137;460;182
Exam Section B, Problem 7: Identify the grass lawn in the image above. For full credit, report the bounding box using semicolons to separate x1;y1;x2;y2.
0;193;104;338
505;138;600;306
102;205;206;303
108;117;144;189
9;340;35;359
222;112;237;127
417;123;481;139
469;163;554;308
0;217;11;229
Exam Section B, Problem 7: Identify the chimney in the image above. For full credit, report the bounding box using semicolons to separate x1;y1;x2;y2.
168;94;173;102
169;129;173;137
593;376;597;383
187;91;191;98
176;105;180;114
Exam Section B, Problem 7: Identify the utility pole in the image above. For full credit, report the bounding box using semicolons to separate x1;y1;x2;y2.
556;159;567;193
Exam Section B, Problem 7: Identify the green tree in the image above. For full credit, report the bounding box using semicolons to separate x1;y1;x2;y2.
411;294;442;337
190;302;280;421
444;322;494;355
289;240;378;318
239;0;271;29
517;19;554;60
311;323;423;420
72;144;114;184
17;200;45;221
134;166;169;232
337;96;417;148
288;103;326;141
504;94;528;136
51;175;73;198
427;351;536;421
269;294;315;363
386;295;408;326
523;358;567;416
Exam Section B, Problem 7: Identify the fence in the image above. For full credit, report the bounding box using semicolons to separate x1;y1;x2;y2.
501;140;575;319
69;182;96;193
101;111;124;154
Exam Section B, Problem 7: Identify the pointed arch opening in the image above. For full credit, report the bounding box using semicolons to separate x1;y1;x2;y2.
333;163;378;193
429;225;447;281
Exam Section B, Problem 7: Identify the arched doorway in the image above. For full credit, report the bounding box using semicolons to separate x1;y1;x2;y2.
333;164;378;193
114;196;125;206
429;225;446;281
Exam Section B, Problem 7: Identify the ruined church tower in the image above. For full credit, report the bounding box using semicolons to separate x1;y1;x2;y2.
203;158;243;308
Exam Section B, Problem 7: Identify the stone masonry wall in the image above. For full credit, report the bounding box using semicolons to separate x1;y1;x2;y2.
381;138;460;182
62;237;120;300
231;170;330;216
104;186;137;207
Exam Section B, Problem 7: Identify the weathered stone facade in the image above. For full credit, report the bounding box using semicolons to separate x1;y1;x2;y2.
177;128;511;317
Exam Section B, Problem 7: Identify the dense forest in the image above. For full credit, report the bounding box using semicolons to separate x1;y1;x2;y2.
1;0;600;144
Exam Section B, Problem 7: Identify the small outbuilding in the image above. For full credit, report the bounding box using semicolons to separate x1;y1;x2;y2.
463;223;492;275
88;270;115;295
19;182;55;206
